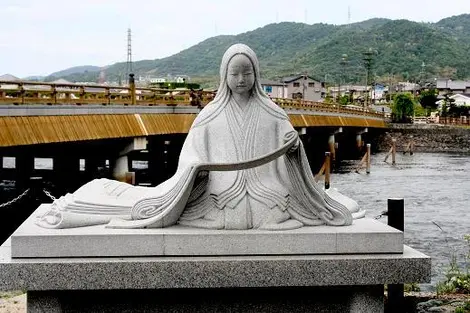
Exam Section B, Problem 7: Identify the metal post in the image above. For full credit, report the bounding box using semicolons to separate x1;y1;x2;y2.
324;152;330;190
29;176;44;203
366;143;371;174
391;138;396;165
387;198;404;311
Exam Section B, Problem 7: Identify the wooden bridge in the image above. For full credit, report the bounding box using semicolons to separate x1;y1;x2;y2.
0;80;387;147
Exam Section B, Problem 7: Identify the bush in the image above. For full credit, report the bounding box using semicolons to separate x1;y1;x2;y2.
436;234;470;295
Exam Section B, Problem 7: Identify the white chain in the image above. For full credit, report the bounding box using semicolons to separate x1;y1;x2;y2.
0;189;30;208
43;189;57;201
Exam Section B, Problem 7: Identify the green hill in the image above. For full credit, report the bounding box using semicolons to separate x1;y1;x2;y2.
46;14;470;87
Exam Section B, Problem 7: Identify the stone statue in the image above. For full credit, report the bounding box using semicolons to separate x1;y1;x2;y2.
37;43;365;230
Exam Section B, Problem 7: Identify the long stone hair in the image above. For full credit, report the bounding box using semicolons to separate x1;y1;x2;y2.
192;43;287;128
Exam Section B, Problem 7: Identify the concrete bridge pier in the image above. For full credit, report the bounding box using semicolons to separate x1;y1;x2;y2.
113;137;147;183
84;158;107;182
328;127;343;167
147;134;186;187
15;153;35;191
356;128;369;152
53;154;81;194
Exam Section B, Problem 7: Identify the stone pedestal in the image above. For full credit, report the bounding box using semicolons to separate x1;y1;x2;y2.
1;239;430;312
0;205;431;313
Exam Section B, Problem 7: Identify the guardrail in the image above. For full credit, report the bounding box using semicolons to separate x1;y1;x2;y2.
0;80;385;118
412;116;470;126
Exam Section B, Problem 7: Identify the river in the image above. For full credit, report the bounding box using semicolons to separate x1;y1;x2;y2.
332;152;470;290
1;152;469;290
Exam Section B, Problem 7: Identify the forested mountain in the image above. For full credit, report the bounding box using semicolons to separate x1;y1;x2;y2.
44;14;470;87
46;66;101;80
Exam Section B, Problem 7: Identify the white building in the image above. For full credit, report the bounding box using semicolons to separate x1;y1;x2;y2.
259;79;288;98
436;93;470;108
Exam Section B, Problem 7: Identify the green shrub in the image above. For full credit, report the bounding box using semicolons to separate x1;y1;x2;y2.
436;234;470;295
404;282;421;292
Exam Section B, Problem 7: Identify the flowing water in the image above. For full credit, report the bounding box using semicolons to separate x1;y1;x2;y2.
1;152;469;290
332;152;470;290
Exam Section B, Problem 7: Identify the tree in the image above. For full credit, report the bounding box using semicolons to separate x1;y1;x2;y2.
392;93;414;123
441;93;455;117
324;91;334;104
339;95;349;106
419;89;438;115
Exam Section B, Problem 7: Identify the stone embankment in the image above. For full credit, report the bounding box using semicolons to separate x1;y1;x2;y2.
377;124;470;153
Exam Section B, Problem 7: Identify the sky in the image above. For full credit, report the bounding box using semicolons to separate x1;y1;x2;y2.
1;0;469;78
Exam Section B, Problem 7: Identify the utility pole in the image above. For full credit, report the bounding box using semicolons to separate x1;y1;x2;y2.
419;61;426;90
302;73;307;100
363;48;375;109
338;54;348;105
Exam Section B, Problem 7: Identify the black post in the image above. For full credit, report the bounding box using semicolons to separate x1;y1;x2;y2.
387;198;404;311
28;176;44;203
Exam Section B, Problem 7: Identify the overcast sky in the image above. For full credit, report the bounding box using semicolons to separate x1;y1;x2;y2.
1;0;469;77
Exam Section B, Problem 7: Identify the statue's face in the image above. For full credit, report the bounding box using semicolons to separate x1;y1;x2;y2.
227;54;255;96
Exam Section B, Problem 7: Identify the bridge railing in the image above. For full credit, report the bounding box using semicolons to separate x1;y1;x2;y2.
0;80;384;118
273;97;383;118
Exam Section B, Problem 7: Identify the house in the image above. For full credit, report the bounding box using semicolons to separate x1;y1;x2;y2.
387;82;421;95
436;79;470;97
259;79;287;98
436;93;470;108
328;85;371;102
0;74;21;90
280;75;325;102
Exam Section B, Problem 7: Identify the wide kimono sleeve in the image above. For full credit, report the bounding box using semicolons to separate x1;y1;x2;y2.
36;125;208;229
279;119;355;226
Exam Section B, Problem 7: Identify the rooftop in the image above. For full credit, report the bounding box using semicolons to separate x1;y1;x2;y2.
259;79;286;86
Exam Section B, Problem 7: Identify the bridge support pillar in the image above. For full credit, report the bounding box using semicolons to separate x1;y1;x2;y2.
85;158;106;182
328;127;343;164
148;137;172;186
147;135;185;187
113;137;147;183
356;128;368;151
54;155;81;194
0;152;3;180
15;153;35;190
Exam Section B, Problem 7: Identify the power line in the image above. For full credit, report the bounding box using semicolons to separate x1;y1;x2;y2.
126;28;133;85
348;6;351;25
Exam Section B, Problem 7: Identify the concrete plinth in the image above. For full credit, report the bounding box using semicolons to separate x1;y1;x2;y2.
11;205;403;258
0;202;431;313
0;238;430;312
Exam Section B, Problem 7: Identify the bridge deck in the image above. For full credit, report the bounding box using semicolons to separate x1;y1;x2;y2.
0;81;386;147
0;111;385;147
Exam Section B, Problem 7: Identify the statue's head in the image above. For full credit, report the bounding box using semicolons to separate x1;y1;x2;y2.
192;43;288;128
219;43;261;99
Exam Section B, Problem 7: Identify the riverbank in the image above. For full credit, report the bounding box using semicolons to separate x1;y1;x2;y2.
377;124;470;153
